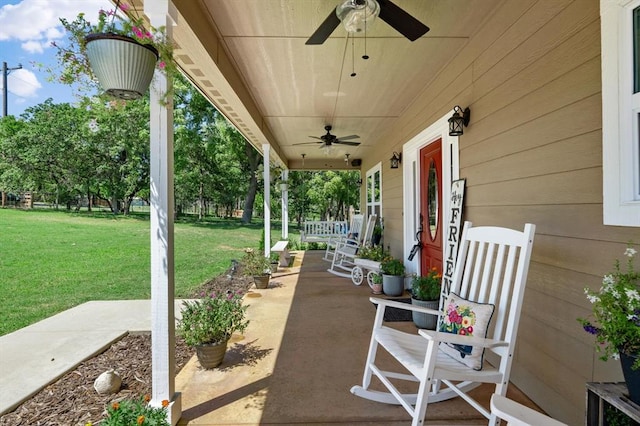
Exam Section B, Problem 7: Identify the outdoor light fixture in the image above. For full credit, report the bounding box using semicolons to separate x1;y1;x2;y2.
390;151;402;169
448;106;471;136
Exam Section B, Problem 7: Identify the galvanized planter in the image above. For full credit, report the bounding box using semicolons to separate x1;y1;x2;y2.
411;298;439;330
85;33;158;100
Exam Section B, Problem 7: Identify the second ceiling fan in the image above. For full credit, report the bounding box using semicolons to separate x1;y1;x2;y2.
294;125;361;148
306;0;430;45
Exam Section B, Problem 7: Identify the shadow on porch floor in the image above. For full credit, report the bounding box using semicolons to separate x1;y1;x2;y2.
176;250;541;425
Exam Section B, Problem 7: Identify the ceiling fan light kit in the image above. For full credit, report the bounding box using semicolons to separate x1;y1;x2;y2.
337;0;380;33
305;0;430;45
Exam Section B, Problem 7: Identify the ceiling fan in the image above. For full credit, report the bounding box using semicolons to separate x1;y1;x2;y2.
306;0;430;45
294;125;361;148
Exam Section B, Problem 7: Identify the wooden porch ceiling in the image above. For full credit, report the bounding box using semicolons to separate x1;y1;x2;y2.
149;0;501;169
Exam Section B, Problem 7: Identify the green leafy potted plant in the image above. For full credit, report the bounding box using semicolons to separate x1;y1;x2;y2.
51;3;176;101
578;246;640;405
97;394;170;425
177;291;249;369
370;272;383;295
242;248;272;289
411;268;442;329
269;252;280;273
380;257;405;296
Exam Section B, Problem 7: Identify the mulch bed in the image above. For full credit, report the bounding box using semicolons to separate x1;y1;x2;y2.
0;266;255;426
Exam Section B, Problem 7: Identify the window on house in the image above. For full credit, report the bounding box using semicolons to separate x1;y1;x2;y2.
601;0;640;226
366;163;382;220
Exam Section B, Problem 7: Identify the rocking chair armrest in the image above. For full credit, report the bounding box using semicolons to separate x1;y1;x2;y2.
369;297;441;316
336;237;359;247
417;329;509;349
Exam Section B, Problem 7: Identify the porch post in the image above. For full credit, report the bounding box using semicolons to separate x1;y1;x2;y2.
263;144;271;257
145;1;181;424
282;169;289;239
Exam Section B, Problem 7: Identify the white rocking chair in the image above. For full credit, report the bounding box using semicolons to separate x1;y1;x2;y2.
350;221;536;426
327;214;377;279
490;394;567;426
324;214;364;262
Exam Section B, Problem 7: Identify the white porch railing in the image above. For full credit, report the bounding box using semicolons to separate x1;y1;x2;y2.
300;220;349;243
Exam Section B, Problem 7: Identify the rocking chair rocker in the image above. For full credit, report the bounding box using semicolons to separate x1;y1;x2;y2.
350;221;536;426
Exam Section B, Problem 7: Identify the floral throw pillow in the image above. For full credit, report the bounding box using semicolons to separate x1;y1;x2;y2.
438;292;495;370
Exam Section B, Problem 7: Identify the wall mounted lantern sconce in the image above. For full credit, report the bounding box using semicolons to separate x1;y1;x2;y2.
357;178;363;186
448;106;471;136
390;152;402;169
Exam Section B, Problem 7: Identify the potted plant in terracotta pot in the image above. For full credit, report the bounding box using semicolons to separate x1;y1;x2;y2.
177;291;249;369
579;245;640;405
410;268;442;329
51;3;176;101
242;248;272;289
370;272;383;295
380;257;405;296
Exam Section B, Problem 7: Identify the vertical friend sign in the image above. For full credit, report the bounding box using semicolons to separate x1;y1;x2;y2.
441;179;466;298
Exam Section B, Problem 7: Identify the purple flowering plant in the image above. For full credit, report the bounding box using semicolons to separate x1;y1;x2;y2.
578;246;640;369
48;3;176;96
177;291;249;347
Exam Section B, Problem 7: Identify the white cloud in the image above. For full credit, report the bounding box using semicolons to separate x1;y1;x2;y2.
3;69;42;98
21;40;46;53
0;0;112;50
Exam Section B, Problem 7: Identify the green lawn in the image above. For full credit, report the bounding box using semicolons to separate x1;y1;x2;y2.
0;209;278;335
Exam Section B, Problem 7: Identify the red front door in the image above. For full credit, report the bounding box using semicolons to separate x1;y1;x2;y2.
419;140;443;274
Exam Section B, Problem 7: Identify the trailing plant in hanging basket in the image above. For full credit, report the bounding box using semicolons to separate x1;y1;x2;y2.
49;2;177;101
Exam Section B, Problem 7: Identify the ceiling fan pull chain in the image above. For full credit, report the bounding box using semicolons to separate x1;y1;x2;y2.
350;34;356;77
363;5;369;60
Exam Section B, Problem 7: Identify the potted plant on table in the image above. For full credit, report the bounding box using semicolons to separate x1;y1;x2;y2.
242;248;272;289
177;290;249;369
380;257;406;296
578;246;640;405
51;3;176;101
411;268;442;329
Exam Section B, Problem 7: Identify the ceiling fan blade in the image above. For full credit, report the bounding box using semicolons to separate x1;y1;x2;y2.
305;9;340;45
336;140;361;146
293;141;322;146
308;136;323;140
378;0;430;41
336;135;360;141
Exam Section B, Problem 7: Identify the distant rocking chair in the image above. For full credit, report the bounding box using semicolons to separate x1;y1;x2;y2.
350;221;536;426
327;214;377;279
324;214;364;262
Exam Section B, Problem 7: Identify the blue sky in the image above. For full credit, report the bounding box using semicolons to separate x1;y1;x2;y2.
0;0;112;117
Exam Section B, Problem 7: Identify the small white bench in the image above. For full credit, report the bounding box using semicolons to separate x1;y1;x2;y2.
271;240;290;267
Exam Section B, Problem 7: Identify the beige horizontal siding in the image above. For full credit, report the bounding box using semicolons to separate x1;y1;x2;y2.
375;1;640;424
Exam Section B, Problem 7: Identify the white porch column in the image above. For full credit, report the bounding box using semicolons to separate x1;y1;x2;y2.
263;144;271;257
282;169;289;239
145;1;181;424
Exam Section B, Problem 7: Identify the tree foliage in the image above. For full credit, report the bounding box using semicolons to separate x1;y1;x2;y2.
0;79;360;220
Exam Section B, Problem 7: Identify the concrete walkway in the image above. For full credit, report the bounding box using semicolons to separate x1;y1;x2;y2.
0;299;184;415
0;251;544;424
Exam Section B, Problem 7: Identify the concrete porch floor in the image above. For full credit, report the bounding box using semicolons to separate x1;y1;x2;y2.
175;250;543;425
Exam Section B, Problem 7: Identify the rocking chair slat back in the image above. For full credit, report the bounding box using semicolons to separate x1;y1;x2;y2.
451;222;535;346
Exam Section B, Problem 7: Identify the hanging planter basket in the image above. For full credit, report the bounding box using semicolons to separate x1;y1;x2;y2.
85;33;158;100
